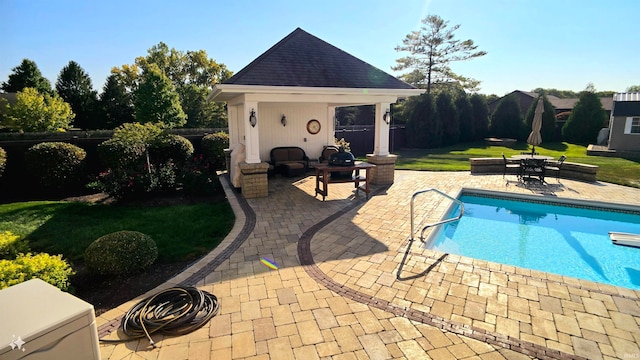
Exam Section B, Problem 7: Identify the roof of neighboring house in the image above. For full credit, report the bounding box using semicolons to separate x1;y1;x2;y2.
0;93;17;105
223;28;415;90
488;90;613;115
612;92;640;116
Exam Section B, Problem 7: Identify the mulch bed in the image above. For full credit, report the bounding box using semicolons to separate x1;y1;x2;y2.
64;192;227;316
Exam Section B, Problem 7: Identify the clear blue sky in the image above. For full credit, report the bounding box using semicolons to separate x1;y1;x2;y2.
2;0;639;96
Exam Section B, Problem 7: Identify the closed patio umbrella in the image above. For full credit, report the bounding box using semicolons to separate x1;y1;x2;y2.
527;98;543;155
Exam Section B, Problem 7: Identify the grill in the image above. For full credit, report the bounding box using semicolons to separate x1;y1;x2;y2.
328;150;355;166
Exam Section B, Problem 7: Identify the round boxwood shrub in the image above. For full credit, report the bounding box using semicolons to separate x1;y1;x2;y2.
0;253;74;291
150;134;194;167
24;142;86;192
0;147;6;178
84;231;158;276
201;132;229;170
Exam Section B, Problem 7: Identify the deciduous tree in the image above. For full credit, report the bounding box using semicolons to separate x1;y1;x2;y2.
113;42;231;128
393;15;486;94
134;64;186;128
626;85;640;92
5;87;74;132
55;61;98;129
1;59;52;95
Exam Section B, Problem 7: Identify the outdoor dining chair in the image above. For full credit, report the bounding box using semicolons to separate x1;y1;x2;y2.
544;155;567;181
502;153;521;179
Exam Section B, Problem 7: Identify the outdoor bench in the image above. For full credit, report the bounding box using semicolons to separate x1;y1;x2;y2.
269;146;309;177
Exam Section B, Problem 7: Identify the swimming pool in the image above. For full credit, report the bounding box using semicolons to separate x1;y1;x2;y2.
426;190;640;290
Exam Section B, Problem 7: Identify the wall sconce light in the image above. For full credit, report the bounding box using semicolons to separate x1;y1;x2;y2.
281;114;287;127
249;109;257;127
383;108;391;124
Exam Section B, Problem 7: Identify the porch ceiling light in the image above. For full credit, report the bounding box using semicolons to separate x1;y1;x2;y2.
383;108;391;124
281;114;287;127
249;109;257;127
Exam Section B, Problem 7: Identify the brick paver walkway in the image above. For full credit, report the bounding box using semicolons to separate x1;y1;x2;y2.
99;171;640;359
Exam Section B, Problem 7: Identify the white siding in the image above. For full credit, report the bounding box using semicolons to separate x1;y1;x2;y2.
258;103;333;161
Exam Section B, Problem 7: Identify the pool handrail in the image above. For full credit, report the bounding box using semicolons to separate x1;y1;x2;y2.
410;188;464;243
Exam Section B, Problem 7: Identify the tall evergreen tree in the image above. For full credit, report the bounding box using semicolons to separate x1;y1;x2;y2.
134;64;186;128
562;90;607;144
393;15;486;94
490;95;522;139
470;94;489;140
455;92;475;142
98;74;135;129
55;61;98;130
1;59;52;95
407;94;440;148
437;92;459;146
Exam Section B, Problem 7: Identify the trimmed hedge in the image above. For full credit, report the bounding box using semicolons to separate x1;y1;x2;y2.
0;253;74;291
24;142;86;192
150;134;194;167
84;231;158;276
201;132;229;170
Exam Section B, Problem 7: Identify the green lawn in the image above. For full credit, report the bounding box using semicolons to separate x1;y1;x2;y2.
392;141;640;188
0;200;235;263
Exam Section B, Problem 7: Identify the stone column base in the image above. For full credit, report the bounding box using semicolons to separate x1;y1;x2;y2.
239;162;270;198
366;154;397;185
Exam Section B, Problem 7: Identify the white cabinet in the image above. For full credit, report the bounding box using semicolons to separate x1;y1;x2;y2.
0;279;100;360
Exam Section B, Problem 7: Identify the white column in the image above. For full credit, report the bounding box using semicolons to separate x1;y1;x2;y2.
243;102;261;163
228;106;239;149
327;106;337;145
373;102;391;156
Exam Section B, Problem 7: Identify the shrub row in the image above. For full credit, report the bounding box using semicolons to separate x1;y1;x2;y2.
0;124;230;201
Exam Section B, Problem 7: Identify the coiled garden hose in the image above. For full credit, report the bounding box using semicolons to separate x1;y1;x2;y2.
100;286;220;348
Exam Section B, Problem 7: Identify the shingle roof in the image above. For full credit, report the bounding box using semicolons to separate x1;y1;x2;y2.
224;28;415;90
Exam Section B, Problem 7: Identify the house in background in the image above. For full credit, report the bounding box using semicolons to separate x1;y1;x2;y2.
487;90;613;130
208;28;423;197
607;93;640;152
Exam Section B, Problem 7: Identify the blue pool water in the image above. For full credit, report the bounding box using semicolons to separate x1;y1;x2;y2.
428;194;640;290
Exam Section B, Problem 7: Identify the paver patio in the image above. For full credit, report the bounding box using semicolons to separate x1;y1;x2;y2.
98;171;640;360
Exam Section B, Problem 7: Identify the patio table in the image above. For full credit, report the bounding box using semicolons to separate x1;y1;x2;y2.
510;154;554;160
519;158;548;182
314;162;375;201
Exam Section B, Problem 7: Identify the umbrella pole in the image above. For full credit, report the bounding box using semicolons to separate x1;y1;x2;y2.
531;146;535;156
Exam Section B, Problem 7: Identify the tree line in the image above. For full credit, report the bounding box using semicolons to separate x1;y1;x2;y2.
0;42;231;132
3;14;638;146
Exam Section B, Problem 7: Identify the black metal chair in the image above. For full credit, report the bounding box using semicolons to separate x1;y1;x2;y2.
544;155;567;181
502;154;521;179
